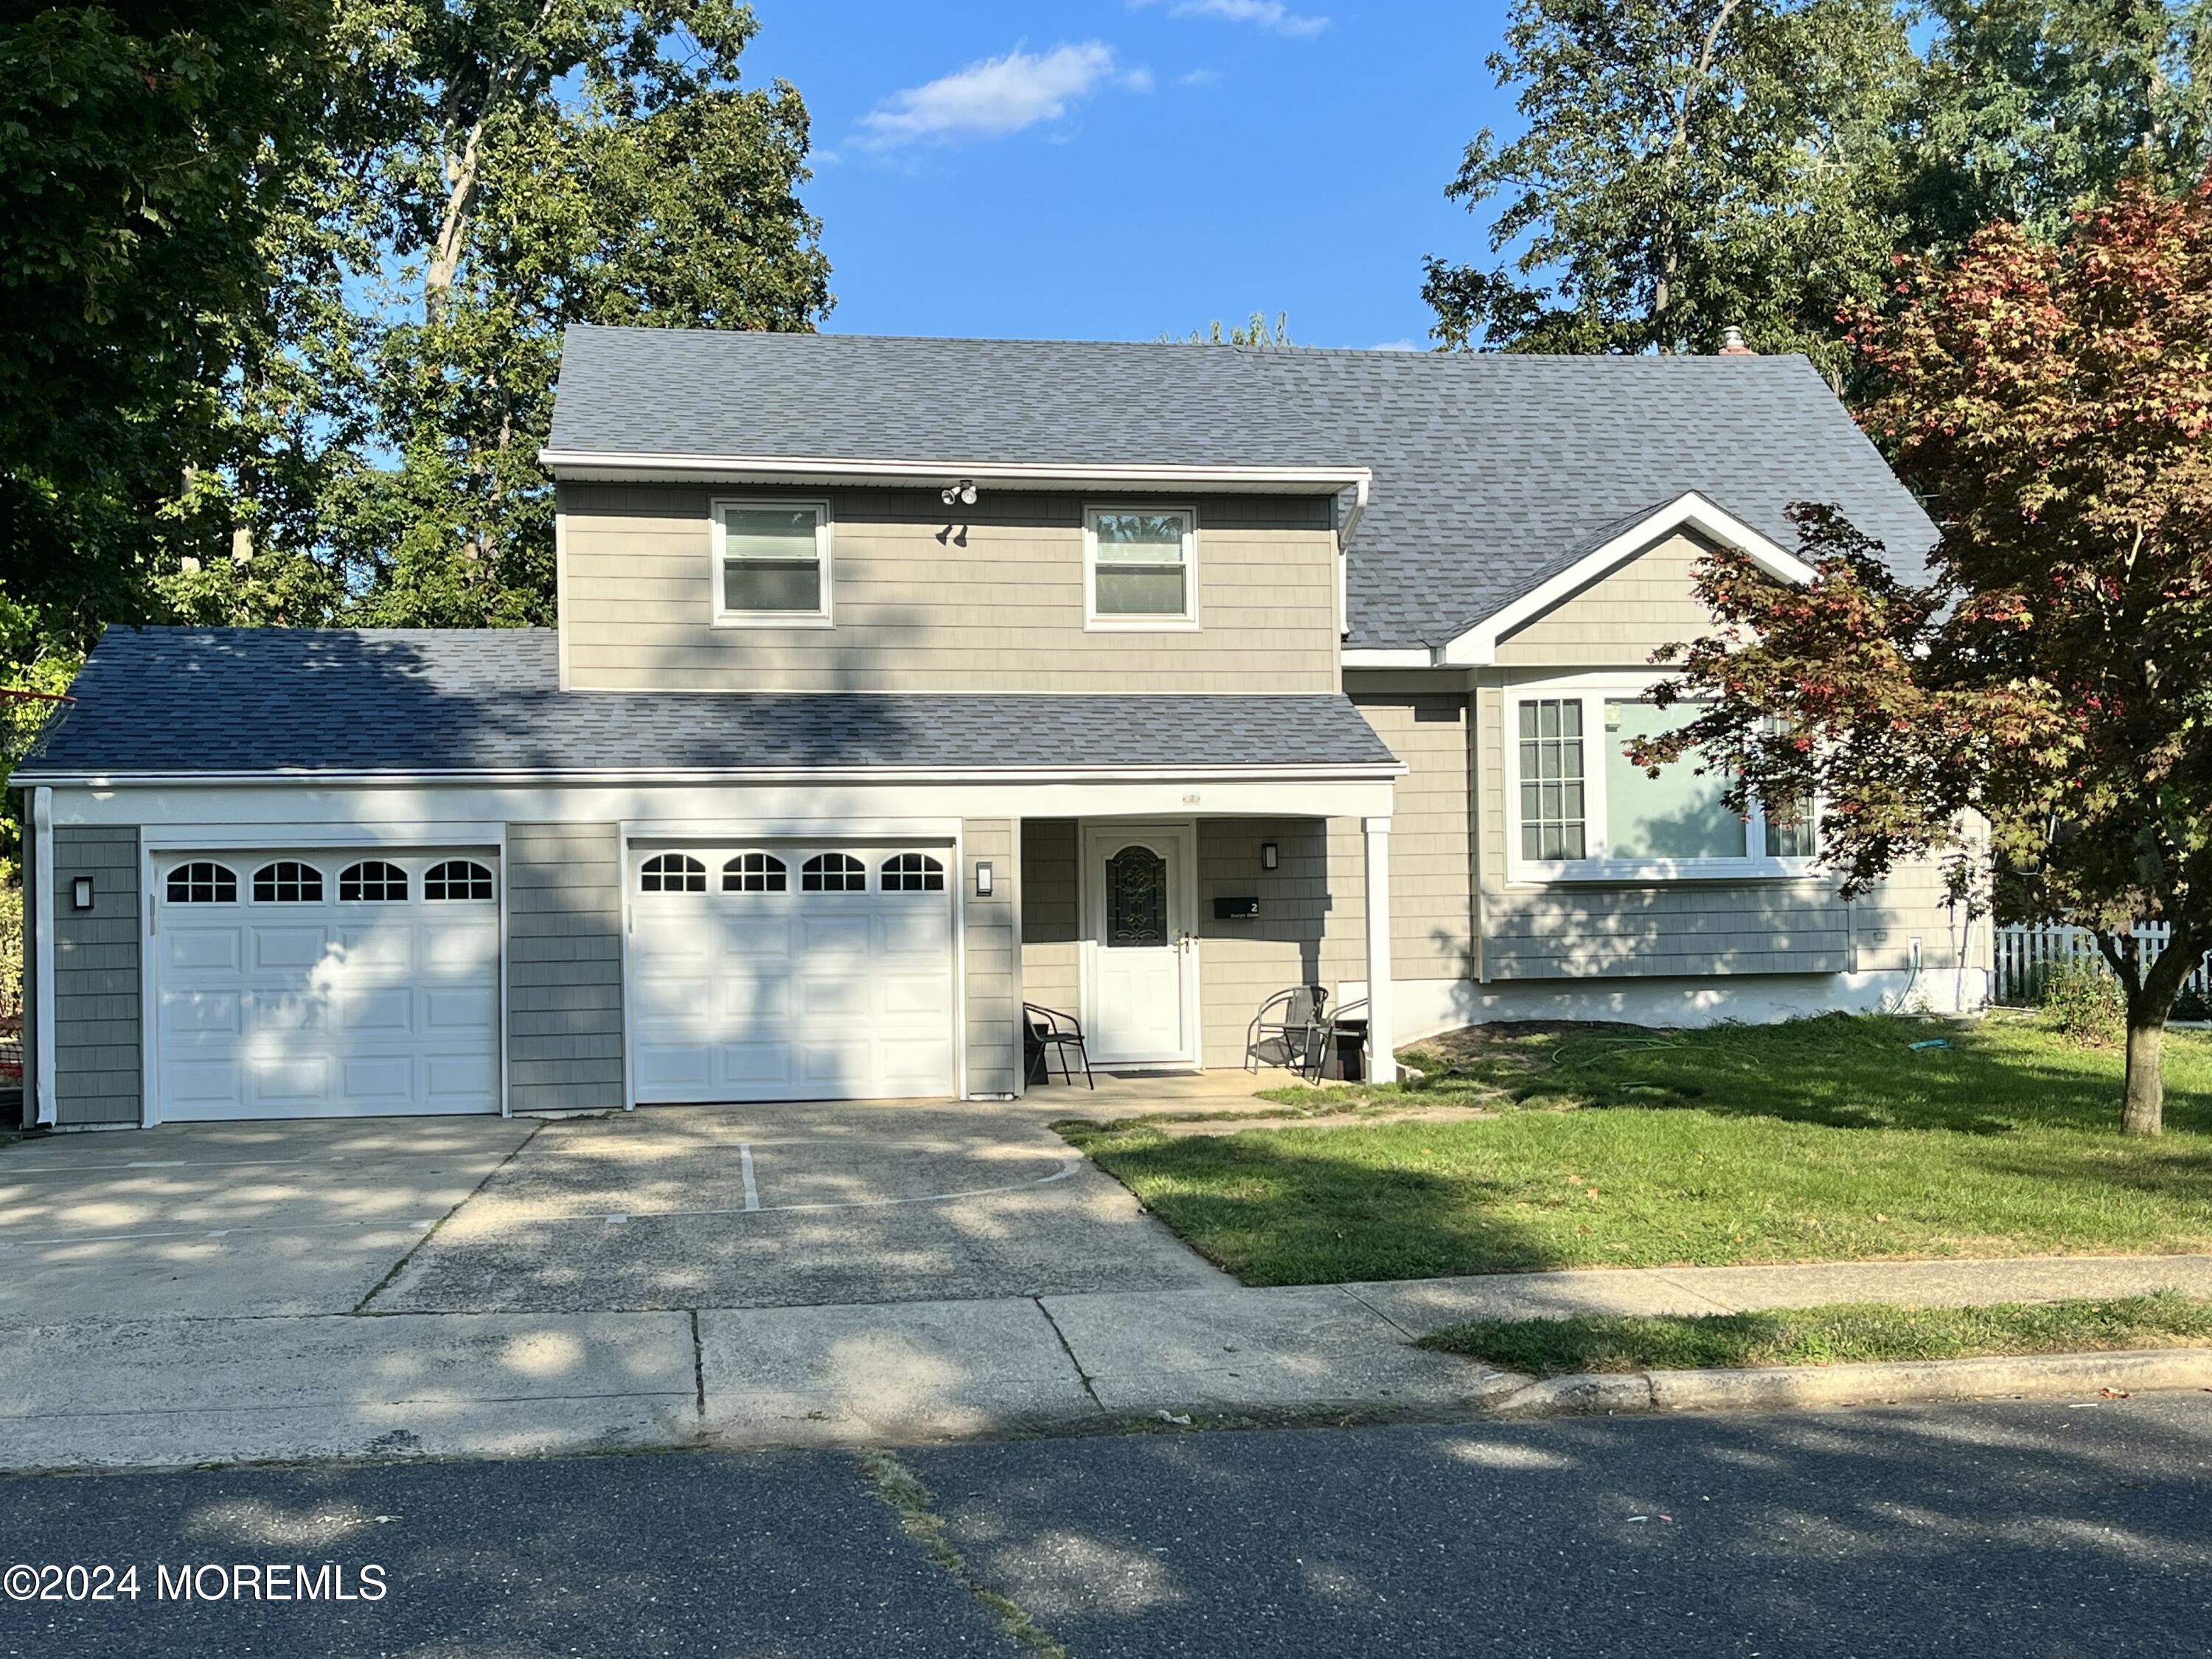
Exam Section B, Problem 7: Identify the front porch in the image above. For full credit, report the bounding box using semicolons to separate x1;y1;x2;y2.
1012;813;1398;1093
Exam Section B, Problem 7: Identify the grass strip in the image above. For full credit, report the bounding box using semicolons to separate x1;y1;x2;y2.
1416;1292;2212;1376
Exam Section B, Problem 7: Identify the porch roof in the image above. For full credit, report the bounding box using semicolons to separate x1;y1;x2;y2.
17;627;1402;784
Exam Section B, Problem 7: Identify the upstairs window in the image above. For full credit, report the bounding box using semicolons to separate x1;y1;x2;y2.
167;862;237;904
880;852;945;892
338;860;408;902
801;852;866;893
253;861;324;903
640;853;706;894
1086;506;1197;630
712;499;832;626
723;852;787;892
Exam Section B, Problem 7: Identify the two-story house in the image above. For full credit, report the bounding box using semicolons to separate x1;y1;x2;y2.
13;326;1984;1128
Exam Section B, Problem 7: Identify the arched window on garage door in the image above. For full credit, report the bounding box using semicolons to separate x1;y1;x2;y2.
425;859;495;900
723;852;787;892
338;860;408;902
801;852;866;892
252;860;324;902
639;853;706;893
166;861;238;903
880;852;945;891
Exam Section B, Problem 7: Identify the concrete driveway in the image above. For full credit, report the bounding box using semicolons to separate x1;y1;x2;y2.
0;1102;1223;1324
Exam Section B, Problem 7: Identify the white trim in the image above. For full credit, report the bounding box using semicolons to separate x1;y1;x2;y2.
1335;476;1369;639
1361;816;1396;1083
1082;502;1200;633
18;762;1403;790
31;787;56;1127
1438;493;1816;667
1500;669;1815;885
624;816;962;841
139;821;508;850
138;830;156;1128
541;449;1374;495
709;495;835;630
1341;647;1435;668
495;821;512;1119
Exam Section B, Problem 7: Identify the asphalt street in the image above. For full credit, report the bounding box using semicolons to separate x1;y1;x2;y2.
1;1394;2206;1658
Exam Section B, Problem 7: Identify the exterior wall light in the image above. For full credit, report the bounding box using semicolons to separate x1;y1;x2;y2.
975;860;994;897
70;876;94;911
1261;842;1279;872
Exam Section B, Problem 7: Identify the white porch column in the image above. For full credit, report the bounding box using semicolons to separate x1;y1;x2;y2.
1362;815;1395;1084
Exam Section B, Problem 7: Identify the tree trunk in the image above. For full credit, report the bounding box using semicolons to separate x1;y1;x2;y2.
2121;1011;2164;1137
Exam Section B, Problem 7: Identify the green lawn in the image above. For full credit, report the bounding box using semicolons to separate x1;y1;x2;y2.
1059;1015;2212;1284
1419;1292;2212;1375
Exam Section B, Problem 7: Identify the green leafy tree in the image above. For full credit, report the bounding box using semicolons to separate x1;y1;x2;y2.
192;0;833;630
1897;0;2212;251
0;2;330;636
1630;179;2212;1136
1421;0;1914;375
1167;311;1295;346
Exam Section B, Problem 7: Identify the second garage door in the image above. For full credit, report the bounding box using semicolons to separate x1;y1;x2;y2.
627;842;958;1104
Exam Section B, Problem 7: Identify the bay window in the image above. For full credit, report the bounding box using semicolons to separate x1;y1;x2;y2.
1508;680;1815;880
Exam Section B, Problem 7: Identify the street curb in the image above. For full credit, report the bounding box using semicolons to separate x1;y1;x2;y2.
1486;1346;2212;1418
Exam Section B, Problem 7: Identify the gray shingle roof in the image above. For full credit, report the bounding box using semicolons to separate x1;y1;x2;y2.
549;326;1938;650
17;627;1399;780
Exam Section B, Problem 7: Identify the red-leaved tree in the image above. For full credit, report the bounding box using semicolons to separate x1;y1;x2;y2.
1635;175;2212;1135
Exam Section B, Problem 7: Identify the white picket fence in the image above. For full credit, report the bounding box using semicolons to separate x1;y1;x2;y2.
1994;922;2212;1006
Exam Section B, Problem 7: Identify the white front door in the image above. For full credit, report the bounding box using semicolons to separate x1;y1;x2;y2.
1082;824;1197;1067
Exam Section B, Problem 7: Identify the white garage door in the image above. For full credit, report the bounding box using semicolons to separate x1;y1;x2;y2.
154;851;501;1121
628;842;957;1104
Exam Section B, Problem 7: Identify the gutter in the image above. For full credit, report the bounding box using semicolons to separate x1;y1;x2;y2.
10;760;1409;789
540;449;1374;495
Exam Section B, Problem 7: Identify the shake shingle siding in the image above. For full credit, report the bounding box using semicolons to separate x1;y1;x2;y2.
962;820;1020;1096
50;827;140;1126
507;823;625;1112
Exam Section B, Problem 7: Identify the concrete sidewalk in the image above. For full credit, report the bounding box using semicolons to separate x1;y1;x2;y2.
2;1253;2205;1471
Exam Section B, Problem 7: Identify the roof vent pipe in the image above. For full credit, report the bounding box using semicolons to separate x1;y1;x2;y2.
1718;324;1756;356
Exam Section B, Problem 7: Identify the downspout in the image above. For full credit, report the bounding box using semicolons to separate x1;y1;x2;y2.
31;786;55;1126
1336;476;1369;641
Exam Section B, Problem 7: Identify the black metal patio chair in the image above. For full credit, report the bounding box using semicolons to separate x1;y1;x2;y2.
1023;1001;1094;1088
1246;984;1329;1077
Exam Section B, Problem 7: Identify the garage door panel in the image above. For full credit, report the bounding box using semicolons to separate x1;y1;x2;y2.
635;969;712;1023
156;851;501;1121
630;842;958;1105
167;929;243;974
164;990;242;1036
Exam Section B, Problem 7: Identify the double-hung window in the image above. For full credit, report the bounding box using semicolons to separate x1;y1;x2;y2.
1507;678;1815;880
712;498;832;627
1085;506;1198;630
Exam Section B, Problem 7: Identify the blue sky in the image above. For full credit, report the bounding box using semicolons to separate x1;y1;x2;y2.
738;2;1511;349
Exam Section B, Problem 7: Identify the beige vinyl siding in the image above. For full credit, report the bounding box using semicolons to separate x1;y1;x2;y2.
507;822;625;1112
1194;818;1365;1069
963;818;1020;1096
558;484;1341;692
49;826;141;1127
1019;820;1081;1033
1471;677;1982;979
1347;681;1475;982
1492;532;1724;667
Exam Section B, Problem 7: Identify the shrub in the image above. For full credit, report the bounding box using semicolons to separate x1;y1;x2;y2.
2039;956;2124;1048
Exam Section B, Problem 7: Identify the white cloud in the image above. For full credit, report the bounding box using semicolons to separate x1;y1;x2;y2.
1121;64;1158;93
1176;67;1223;87
1138;0;1331;38
860;42;1124;149
1370;338;1423;352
